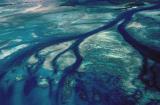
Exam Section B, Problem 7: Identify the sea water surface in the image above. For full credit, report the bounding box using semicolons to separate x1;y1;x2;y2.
0;1;160;105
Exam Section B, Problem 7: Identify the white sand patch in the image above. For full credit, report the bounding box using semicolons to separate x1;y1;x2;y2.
0;44;28;59
127;22;145;28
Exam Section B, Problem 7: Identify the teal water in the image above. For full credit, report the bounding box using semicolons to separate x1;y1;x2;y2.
0;1;160;105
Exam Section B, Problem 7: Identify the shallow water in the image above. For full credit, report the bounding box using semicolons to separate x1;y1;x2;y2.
0;1;160;105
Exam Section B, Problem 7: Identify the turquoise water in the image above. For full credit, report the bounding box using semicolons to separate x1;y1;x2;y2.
0;1;160;105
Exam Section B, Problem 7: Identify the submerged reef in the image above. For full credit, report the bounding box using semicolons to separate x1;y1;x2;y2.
0;0;160;105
